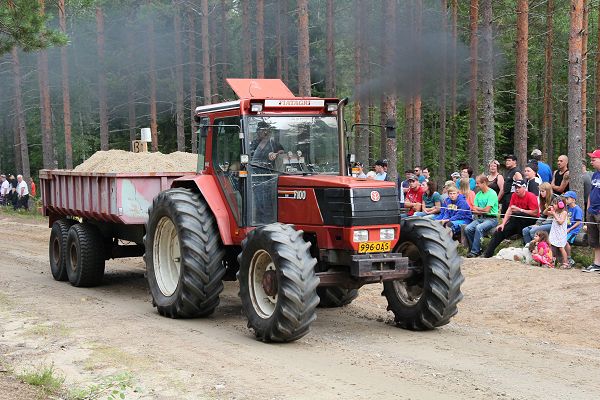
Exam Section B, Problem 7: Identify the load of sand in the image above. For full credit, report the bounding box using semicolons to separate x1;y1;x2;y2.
72;150;198;173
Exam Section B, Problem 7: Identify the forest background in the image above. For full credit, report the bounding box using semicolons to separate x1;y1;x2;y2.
0;0;593;207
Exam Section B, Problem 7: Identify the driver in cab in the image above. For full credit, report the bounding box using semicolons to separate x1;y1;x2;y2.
250;121;284;164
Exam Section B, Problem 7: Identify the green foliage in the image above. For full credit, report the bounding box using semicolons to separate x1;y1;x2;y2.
18;363;65;395
68;372;134;400
0;0;67;54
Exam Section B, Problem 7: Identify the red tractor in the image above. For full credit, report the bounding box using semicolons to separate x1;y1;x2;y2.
144;79;464;342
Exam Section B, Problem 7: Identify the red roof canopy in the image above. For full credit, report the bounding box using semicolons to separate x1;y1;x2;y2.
226;78;295;99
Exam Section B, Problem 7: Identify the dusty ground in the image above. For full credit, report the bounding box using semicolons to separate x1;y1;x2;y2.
0;214;599;399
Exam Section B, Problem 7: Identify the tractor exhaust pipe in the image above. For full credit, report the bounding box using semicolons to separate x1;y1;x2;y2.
337;97;349;176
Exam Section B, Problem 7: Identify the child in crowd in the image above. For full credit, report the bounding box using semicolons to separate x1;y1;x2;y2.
459;178;475;208
548;196;570;268
530;231;553;267
435;186;472;237
562;191;583;267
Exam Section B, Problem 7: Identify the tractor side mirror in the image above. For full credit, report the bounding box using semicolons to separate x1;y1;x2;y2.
198;117;210;138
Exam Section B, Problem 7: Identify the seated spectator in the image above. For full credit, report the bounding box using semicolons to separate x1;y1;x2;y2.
440;180;455;204
397;169;413;204
457;165;476;191
522;182;553;244
374;160;389;181
435;186;472;237
459;178;475;208
366;171;376;180
563;191;583;267
353;162;367;178
414;180;441;218
402;174;424;216
482;180;539;258
465;175;499;258
414;165;426;183
451;171;460;186
523;163;540;196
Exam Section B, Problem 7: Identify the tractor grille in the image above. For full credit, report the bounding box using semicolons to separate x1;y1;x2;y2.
314;187;400;227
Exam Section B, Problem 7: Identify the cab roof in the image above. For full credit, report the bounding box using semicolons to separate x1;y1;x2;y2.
226;78;295;99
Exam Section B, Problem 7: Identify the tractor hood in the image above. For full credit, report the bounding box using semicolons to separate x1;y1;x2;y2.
278;175;397;189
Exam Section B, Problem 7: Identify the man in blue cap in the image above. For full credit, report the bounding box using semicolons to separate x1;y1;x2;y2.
563;190;583;267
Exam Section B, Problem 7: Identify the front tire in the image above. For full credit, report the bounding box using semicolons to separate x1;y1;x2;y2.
382;218;464;330
144;188;225;318
49;218;78;281
66;223;106;287
238;224;319;342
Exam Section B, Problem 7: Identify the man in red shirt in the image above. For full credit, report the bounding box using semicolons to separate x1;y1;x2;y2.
482;180;539;258
402;173;424;216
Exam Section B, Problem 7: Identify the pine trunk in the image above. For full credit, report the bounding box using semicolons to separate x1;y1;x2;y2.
596;0;600;148
481;0;495;167
543;0;554;161
439;0;448;182
468;0;479;173
514;0;529;169
282;0;289;83
147;3;158;151
210;10;218;100
450;0;458;170
58;0;73;169
96;7;109;151
405;101;414;170
353;0;368;166
275;0;283;79
126;27;137;143
582;0;588;155
569;0;584;208
174;3;185;151
256;0;265;78
38;0;54;168
297;0;311;96
201;0;211;104
220;0;229;84
326;0;336;97
189;11;198;153
11;48;30;178
242;0;252;77
413;0;423;167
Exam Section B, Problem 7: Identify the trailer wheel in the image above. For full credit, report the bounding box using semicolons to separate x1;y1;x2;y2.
145;188;225;318
49;218;78;281
238;223;319;342
316;287;358;308
382;218;464;330
66;223;106;287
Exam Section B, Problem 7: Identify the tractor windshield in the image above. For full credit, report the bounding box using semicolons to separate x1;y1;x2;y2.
247;116;339;175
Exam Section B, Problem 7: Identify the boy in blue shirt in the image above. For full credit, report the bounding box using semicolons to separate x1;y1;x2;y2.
562;191;583;266
435;186;472;237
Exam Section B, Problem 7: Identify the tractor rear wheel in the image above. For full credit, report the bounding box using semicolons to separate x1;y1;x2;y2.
316;287;358;308
49;218;78;281
238;223;319;342
382;218;464;330
66;223;106;287
145;188;225;318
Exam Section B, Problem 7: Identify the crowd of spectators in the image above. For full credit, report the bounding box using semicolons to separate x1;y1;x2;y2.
0;174;35;211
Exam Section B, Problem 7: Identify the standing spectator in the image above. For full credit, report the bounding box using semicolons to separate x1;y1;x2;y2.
459;178;475;208
28;177;36;198
530;149;552;183
0;175;8;205
414;180;441;218
562;191;583;267
551;155;570;195
548;196;569;268
523;163;540;196
498;155;523;215
413;165;426;183
487;160;504;200
584;149;600;272
522;182;554;244
465;175;499;258
456;166;476;191
402;174;424;216
435;186;472;237
482;180;539;258
583;165;592;217
397;169;413;204
374;160;389;181
14;174;29;211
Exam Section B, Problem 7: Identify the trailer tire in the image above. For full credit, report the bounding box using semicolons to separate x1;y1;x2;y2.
145;188;225;318
66;223;106;287
238;223;319;342
49;218;78;281
382;218;464;330
316;287;358;308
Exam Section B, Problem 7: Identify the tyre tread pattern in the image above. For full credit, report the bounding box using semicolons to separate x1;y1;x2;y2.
49;218;77;281
383;218;464;330
316;287;359;308
67;223;105;287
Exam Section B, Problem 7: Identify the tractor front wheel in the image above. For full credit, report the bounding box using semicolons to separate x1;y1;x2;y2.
238;223;319;342
382;218;464;330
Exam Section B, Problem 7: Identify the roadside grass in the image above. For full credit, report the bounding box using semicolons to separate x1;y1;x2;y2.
18;363;64;396
26;322;72;338
68;372;135;400
0;202;45;221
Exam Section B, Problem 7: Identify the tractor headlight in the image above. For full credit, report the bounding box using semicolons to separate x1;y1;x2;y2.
353;230;369;242
380;228;395;241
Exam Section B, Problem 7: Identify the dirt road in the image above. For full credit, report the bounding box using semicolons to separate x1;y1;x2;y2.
1;215;599;399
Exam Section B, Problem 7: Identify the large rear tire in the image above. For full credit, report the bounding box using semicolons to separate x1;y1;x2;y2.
238;223;319;342
316;287;358;308
49;218;78;281
382;218;464;330
66;223;106;287
144;188;225;318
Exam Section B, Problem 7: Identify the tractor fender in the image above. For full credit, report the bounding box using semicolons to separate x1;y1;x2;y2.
171;174;233;245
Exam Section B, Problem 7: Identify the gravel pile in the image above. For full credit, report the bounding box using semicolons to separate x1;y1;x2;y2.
73;150;198;173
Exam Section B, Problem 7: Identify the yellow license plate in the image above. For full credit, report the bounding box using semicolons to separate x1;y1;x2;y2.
358;241;391;253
